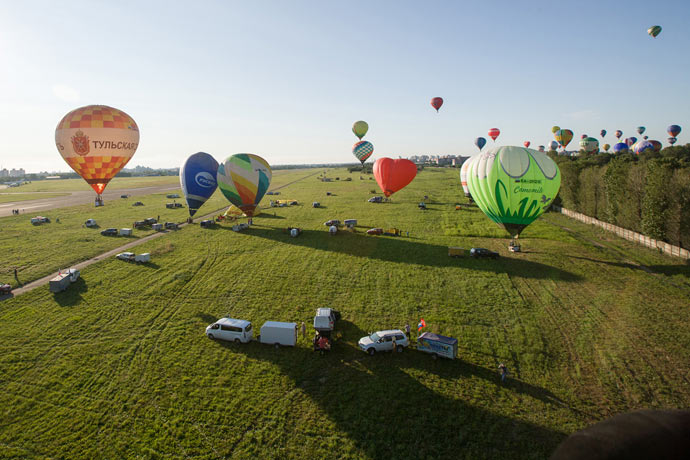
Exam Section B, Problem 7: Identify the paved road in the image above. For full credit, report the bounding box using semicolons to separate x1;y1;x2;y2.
0;170;320;301
0;184;180;217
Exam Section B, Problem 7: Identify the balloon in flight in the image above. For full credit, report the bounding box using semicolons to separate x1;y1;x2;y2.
636;126;646;135
667;125;681;137
538;145;545;152
465;146;561;238
555;129;573;149
352;141;374;164
649;140;662;152
633;141;654;155
648;25;662;38
549;140;559;151
613;142;629;154
551;126;560;134
352;120;369;140
180;152;219;217
581;134;588;140
474;137;487;152
217;154;272;217
603;143;611;152
643;136;649;140
488;128;501;141
600;129;607;138
55;105;139;197
431;97;443;112
625;137;637;147
615;130;623;139
668;137;677;145
580;137;599;154
373;158;417;197
523;141;530;148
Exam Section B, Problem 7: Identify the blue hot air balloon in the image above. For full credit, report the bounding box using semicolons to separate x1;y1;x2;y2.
180;152;219;217
474;137;487;152
633;140;654;155
613;142;629;154
667;125;681;137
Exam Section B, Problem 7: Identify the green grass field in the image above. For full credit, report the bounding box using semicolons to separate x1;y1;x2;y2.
0;168;688;459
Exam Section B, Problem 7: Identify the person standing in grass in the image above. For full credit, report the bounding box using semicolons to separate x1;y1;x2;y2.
498;363;508;383
405;323;411;340
300;321;306;339
392;336;397;353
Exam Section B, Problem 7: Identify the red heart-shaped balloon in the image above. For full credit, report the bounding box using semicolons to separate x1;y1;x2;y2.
373;158;417;197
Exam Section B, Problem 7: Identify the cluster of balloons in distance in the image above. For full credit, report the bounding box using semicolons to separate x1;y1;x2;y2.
474;128;501;152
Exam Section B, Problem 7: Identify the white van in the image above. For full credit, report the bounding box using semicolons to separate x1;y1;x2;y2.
259;321;297;347
206;318;253;343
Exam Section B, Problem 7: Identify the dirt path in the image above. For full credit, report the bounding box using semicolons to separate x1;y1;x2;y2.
1;170;319;301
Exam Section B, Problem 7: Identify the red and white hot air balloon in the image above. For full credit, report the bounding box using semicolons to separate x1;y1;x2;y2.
488;128;501;141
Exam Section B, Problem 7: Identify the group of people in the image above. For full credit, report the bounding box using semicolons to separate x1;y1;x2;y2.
10;209;20;215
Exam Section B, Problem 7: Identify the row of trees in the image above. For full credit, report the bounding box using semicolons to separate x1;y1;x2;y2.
551;145;690;249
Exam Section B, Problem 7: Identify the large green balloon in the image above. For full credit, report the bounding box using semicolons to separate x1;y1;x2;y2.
352;120;369;140
466;146;561;237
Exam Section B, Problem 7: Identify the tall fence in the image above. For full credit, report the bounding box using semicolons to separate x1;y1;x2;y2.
553;206;690;260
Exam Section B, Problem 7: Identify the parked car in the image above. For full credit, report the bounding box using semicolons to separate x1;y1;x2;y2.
166;193;180;198
417;332;458;360
470;247;499;259
259;321;297;348
344;219;357;228
133;220;146;229
324;219;340;227
101;228;118;236
120;194;129;199
368;196;383;203
366;228;383;235
358;330;409;355
200;219;215;228
0;283;11;295
312;202;320;208
116;252;135;261
133;201;144;206
30;216;50;225
144;218;157;225
164;222;179;230
206;318;253;343
85;219;97;228
166;202;183;209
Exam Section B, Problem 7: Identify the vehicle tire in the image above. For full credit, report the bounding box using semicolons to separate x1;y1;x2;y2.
235;338;241;344
396;346;404;353
274;343;280;349
207;334;214;340
368;348;375;356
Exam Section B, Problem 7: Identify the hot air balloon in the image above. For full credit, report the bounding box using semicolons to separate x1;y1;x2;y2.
580;137;599;154
538;145;545;152
648;25;662;38
633;141;654;155
488;128;501;141
460;157;472;197
625;137;637;147
523;141;531;148
352;120;369;140
352;141;374;165
180;152;219;217
474;137;487;152
667;125;681;137
643;136;649;140
613;142;629;154
603;143;610;152
668;137;677;145
55;105;139;204
636;126;646;135
373;158;417;197
555;129;573;149
431;97;443;112
217;154;272;217
615;130;623;139
549;140;559;151
466;146;561;238
580;134;588;140
600;129;607;138
551;126;560;134
649;140;662;152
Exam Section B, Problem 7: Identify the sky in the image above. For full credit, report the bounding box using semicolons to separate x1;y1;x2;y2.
1;0;689;173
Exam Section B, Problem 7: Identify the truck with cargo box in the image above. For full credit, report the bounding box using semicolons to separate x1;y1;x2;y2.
416;332;458;360
49;269;80;293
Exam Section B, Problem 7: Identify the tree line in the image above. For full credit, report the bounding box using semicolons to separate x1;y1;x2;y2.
551;145;690;249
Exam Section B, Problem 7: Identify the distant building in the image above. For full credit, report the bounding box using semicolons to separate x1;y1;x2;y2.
9;168;25;177
0;168;8;178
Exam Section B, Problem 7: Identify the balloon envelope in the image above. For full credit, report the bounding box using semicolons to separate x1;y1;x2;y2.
668;137;677;145
581;134;588;140
523;141;531;148
551;126;560;134
600;129;607;138
648;25;662;38
217;154;272;217
633;141;654;155
460;157;472;197
555;129;573;148
649;140;662;152
180;152;219;217
615;130;623;139
603;143;611;152
352;141;374;164
636;126;646;135
488;128;500;141
466;146;561;237
625;137;637;147
373;158;417;197
580;137;599;153
431;97;443;112
55;105;139;195
538;145;545;152
667;125;681;137
352;120;369;140
613;142;629;154
549;141;559;151
474;137;487;151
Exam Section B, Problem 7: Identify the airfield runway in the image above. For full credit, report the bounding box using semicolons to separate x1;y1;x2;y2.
0;184;179;218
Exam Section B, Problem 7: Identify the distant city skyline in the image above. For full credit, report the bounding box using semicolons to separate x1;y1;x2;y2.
1;1;688;173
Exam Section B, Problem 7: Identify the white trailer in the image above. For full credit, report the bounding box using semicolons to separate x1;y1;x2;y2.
135;253;150;263
259;321;297;348
119;228;132;236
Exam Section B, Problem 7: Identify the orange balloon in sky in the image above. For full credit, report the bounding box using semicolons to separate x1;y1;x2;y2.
55;105;140;195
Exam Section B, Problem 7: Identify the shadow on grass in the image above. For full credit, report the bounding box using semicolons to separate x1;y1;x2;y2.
567;255;690;278
195;312;217;324
53;277;88;307
246;226;582;281
220;320;567;459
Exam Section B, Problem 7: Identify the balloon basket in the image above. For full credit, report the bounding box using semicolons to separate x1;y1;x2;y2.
94;195;104;207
